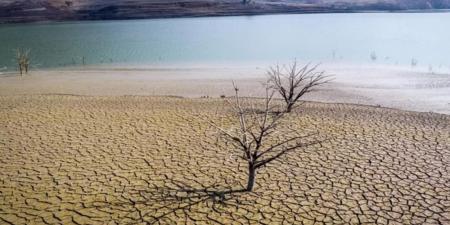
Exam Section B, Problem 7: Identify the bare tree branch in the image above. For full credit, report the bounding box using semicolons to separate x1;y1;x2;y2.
268;60;332;113
211;82;324;191
15;48;31;76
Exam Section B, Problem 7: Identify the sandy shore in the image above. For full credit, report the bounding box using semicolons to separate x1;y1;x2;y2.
0;64;449;114
0;95;449;224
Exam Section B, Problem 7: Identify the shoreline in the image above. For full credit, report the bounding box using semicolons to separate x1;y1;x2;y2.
0;4;450;25
0;64;449;115
2;8;450;25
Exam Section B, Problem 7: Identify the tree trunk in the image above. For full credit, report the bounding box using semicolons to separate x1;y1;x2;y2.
246;166;256;192
286;103;294;113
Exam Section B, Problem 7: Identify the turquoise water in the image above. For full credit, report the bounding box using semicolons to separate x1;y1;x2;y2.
1;13;450;70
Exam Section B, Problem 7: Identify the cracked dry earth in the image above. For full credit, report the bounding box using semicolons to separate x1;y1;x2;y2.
0;95;449;225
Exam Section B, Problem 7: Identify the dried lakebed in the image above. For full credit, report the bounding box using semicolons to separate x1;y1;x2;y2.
0;95;449;224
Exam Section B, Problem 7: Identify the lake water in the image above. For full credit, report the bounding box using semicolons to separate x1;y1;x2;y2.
1;13;450;70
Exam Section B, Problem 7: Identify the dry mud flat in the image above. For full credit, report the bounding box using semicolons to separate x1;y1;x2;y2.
0;95;449;225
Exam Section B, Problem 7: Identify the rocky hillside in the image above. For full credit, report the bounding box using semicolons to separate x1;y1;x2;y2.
1;0;450;23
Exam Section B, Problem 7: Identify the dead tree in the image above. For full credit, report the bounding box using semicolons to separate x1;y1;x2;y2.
211;83;323;192
15;49;30;76
370;52;377;61
268;61;330;113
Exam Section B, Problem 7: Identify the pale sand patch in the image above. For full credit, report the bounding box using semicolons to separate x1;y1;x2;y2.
0;64;449;114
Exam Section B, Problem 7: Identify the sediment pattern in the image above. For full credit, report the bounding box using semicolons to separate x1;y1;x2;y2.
0;95;449;224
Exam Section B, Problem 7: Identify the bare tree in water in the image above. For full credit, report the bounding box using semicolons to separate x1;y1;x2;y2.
268;61;330;113
211;83;323;191
15;49;31;76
